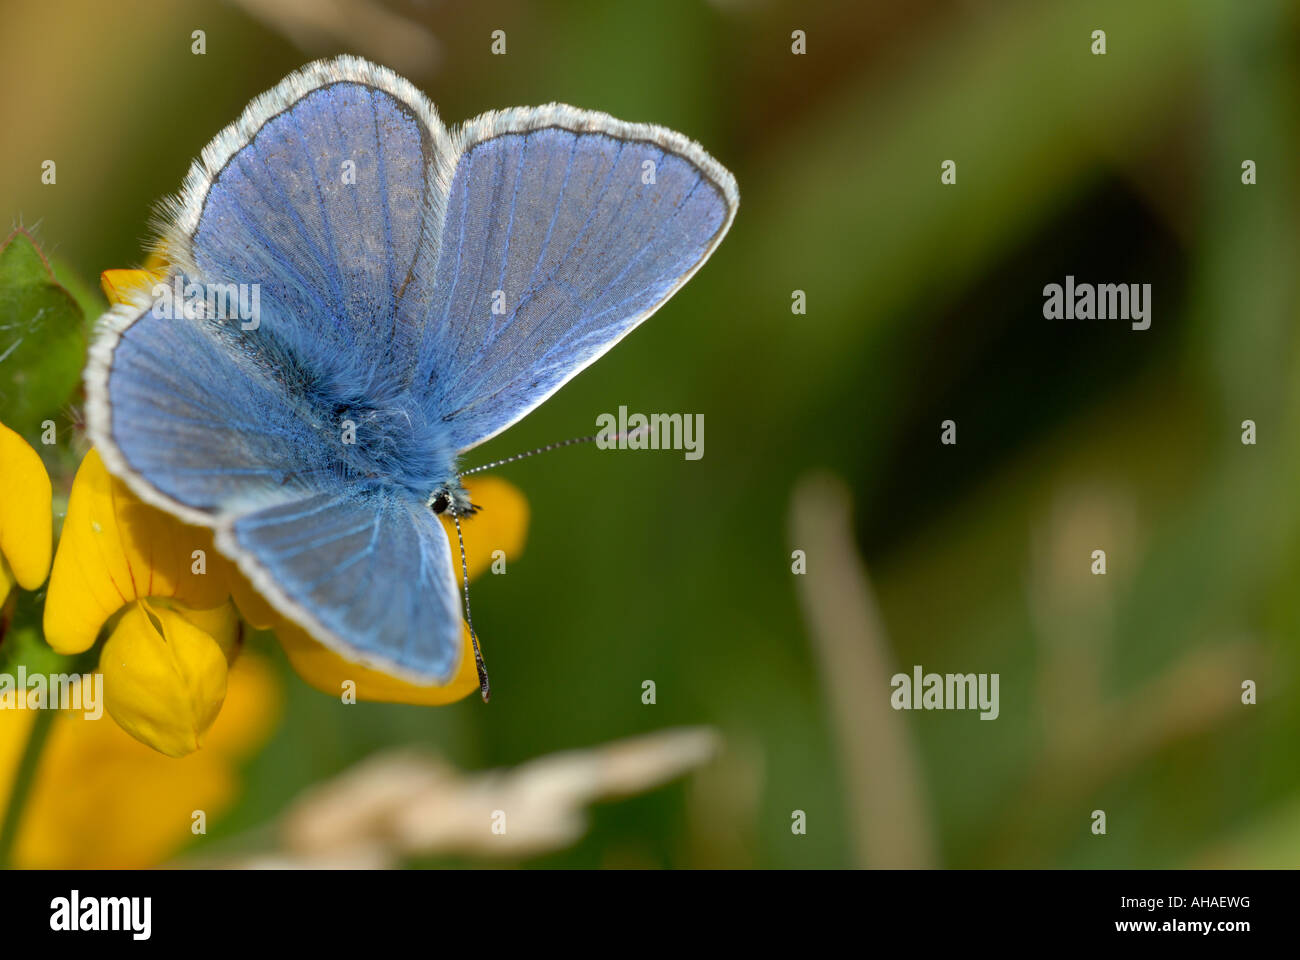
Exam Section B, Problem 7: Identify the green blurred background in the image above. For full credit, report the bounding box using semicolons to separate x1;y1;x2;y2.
3;0;1299;868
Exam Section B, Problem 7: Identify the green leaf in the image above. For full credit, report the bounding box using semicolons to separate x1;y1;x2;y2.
51;256;108;336
0;229;86;440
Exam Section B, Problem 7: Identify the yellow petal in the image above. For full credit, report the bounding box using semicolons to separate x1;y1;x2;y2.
44;449;230;654
200;649;282;758
0;421;53;591
227;564;280;630
0;703;37;830
99;600;228;757
276;618;480;706
100;267;165;307
6;652;279;868
173;600;242;663
440;475;529;580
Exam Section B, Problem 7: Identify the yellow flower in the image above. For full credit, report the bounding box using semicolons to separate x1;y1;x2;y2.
34;268;533;756
46;446;529;749
100;601;232;758
0;420;53;601
43;449;238;756
0;652;280;868
43;449;232;653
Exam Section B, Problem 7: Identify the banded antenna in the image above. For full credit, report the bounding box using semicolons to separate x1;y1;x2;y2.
452;427;648;702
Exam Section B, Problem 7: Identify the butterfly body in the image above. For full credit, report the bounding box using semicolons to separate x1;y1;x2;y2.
87;57;737;686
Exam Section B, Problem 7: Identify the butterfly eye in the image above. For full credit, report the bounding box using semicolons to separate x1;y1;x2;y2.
430;492;450;514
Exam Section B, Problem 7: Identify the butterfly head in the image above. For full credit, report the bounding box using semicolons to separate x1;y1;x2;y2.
428;480;476;517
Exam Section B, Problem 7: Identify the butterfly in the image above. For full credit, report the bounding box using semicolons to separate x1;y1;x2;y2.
85;56;737;699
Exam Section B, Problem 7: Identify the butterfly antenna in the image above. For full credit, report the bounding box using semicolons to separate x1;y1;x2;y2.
450;507;490;703
450;425;647;702
458;427;649;478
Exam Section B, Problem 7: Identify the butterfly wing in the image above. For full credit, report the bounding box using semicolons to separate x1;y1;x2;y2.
219;488;464;683
88;294;335;518
88;61;739;683
413;107;739;451
159;57;452;396
87;58;466;682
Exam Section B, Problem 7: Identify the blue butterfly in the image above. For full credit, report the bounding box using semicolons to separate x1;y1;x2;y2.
85;56;738;698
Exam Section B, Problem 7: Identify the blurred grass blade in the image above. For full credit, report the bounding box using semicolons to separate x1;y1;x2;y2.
790;471;935;868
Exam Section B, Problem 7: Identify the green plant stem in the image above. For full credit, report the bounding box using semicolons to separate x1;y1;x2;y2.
0;703;56;868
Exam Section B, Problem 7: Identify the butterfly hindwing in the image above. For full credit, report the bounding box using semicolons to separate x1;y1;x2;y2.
221;488;464;683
